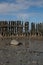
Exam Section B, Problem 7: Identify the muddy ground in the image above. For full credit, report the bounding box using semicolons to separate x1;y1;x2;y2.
0;38;43;65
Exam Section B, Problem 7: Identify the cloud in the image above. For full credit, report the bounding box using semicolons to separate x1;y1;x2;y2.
0;2;29;13
0;12;43;24
0;0;43;13
16;0;43;7
11;13;43;21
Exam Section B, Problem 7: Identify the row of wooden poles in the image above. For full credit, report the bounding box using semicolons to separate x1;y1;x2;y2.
0;21;29;37
0;21;42;37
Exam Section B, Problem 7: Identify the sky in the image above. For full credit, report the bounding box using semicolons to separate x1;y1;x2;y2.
0;0;43;24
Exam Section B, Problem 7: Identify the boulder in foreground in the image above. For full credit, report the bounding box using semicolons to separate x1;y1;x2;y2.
10;40;22;46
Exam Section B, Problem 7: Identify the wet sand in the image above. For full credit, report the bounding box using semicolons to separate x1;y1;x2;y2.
0;38;43;65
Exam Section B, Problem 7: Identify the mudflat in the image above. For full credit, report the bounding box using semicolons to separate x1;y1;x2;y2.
0;38;43;65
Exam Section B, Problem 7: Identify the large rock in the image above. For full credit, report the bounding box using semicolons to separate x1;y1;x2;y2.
11;40;19;45
10;39;23;46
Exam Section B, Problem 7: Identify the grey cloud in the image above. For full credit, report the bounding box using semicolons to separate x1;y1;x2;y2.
0;0;43;13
